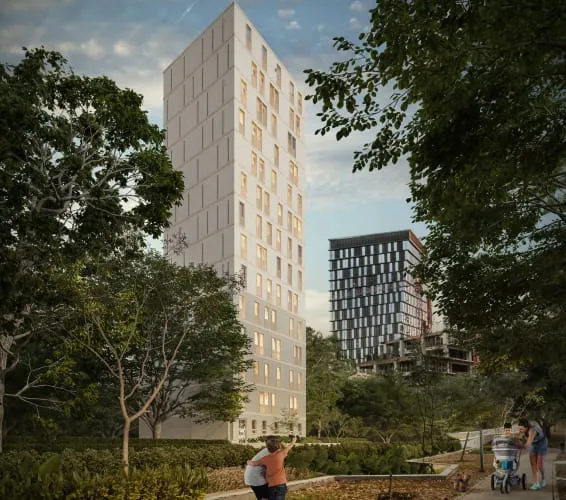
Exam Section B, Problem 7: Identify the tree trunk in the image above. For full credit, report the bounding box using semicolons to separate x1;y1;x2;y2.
317;420;322;438
152;421;162;439
0;335;13;454
0;372;5;454
122;419;131;477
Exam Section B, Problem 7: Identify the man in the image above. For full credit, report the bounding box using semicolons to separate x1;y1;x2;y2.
247;435;297;500
244;439;270;500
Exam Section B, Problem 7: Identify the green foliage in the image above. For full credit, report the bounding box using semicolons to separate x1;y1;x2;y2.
303;0;566;416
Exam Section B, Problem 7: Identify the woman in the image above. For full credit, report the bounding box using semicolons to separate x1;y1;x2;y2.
247;435;297;500
518;418;548;490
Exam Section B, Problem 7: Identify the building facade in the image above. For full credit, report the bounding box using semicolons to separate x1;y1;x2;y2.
150;3;307;442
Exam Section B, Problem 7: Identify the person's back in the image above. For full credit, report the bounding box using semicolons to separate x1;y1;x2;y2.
244;446;270;500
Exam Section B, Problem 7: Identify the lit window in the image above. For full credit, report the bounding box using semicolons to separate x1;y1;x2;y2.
257;245;267;271
271;309;277;328
297;194;303;216
238;109;245;135
256;215;262;239
287;210;293;232
276;64;282;87
259;159;265;183
298;321;303;340
241;79;247;106
293;293;298;313
289;81;295;105
276;366;281;387
287;237;293;258
264;363;269;384
264;306;269;326
246;24;252;50
254;360;259;377
289;370;294;389
252;122;262;151
254;330;264;354
297;372;302;389
289;108;295;132
271;393;277;408
256;186;262;210
271;170;278;192
256;273;263;297
273;144;280;168
287;290;292;311
256;98;267;127
241;172;247;198
276;284;281;306
276;229;281;251
267;222;273;246
269;84;279;112
259;72;265;95
251;63;258;88
271;338;281;360
277;203;283;226
239;295;246;319
241;234;247;258
254;303;260;324
262;45;267;70
267;279;273;302
264;191;270;215
271;113;277;137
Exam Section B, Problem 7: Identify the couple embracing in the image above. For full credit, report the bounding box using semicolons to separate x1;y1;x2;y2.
244;435;297;500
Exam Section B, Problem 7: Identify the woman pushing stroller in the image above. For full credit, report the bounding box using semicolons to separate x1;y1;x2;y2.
517;418;548;491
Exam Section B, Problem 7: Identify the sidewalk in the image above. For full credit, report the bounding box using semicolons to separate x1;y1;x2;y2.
463;449;559;499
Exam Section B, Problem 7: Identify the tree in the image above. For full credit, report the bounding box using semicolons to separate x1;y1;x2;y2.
0;48;183;451
304;1;566;374
306;327;354;438
59;249;250;475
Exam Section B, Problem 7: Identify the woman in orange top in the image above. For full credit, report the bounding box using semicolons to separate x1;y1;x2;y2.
247;435;297;500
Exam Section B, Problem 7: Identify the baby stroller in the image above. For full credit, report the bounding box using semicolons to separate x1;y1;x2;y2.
490;436;526;494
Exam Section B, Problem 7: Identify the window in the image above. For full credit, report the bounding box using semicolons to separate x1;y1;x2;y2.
269;84;279;112
293;293;298;313
239;295;246;319
298;92;303;114
289;81;295;105
297;194;303;216
264;192;270;215
259;391;268;413
276;64;282;87
262;420;267;433
252;122;262;151
264;306;269;326
252;419;257;433
252;152;257;175
262;45;267;70
256;273;263;297
276;284;281;306
289;370;294;389
256;98;267;127
277;203;283;226
298;321;303;341
288;132;296;157
296;115;301;136
263;363;269;384
256;215;263;239
267;279;273;302
298;244;303;265
267;222;273;246
251;63;258;88
241;79;247;106
256;186;262;210
287;290;292;311
271;170;278;192
289;108;295;132
238;109;245;135
287;210;292;232
239;201;245;226
271;338;281;360
257;244;267;271
240;234;247;258
289;161;298;185
276;366;281;387
271;113;277;137
287;237;293;258
241;172;247;198
254;360;259;377
293;216;298;237
259;158;265;183
271;309;277;328
293;345;302;364
271;393;277;408
290;396;298;411
254;331;264;355
276;256;281;278
254;302;260;323
246;24;252;49
287;264;293;285
241;265;247;288
259;71;265;95
273;144;280;167
298;270;303;291
297;218;303;239
276;229;282;250
287;185;293;207
297;372;302;389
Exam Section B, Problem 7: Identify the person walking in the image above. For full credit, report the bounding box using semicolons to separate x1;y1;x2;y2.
244;441;270;500
247;435;297;500
518;418;548;490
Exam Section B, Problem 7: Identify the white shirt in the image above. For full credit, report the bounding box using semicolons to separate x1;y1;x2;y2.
244;447;270;486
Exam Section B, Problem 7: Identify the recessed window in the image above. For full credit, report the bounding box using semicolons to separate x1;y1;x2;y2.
241;79;247;106
276;64;282;87
252;123;262;151
289;81;295;105
262;45;267;70
238;109;245;135
246;25;252;50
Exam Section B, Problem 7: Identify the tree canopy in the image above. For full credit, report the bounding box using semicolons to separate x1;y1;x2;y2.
304;1;566;375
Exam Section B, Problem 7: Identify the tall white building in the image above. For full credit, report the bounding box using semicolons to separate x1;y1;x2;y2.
154;2;306;441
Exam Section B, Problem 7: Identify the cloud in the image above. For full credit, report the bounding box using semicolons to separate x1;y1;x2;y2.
277;8;295;18
348;17;362;30
80;38;105;59
349;0;365;12
305;289;330;334
316;24;325;32
113;40;132;56
285;20;301;30
0;0;73;13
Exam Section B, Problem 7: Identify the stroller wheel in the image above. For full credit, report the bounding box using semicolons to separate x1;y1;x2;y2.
491;474;496;490
521;473;527;490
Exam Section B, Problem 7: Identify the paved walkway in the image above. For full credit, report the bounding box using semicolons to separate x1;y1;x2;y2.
463;449;559;499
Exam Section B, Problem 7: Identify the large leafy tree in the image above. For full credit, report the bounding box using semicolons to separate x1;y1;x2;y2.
0;48;183;451
306;327;354;438
304;1;566;378
58;249;251;476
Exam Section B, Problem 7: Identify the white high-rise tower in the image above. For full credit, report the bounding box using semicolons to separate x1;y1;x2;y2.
153;3;306;441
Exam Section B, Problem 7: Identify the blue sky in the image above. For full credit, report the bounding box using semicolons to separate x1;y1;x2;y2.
0;0;425;333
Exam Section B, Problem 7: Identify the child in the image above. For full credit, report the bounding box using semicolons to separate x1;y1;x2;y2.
247;435;297;500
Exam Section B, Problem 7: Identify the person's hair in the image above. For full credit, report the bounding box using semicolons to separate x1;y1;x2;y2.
266;435;281;453
518;418;529;428
503;422;512;429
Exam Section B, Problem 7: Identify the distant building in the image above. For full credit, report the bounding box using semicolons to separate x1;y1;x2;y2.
329;230;473;375
150;2;306;442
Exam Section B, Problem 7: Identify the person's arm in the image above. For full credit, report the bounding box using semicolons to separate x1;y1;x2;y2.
247;455;268;467
525;429;535;447
281;435;297;456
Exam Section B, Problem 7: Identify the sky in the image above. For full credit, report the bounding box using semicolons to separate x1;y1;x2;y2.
0;0;425;334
